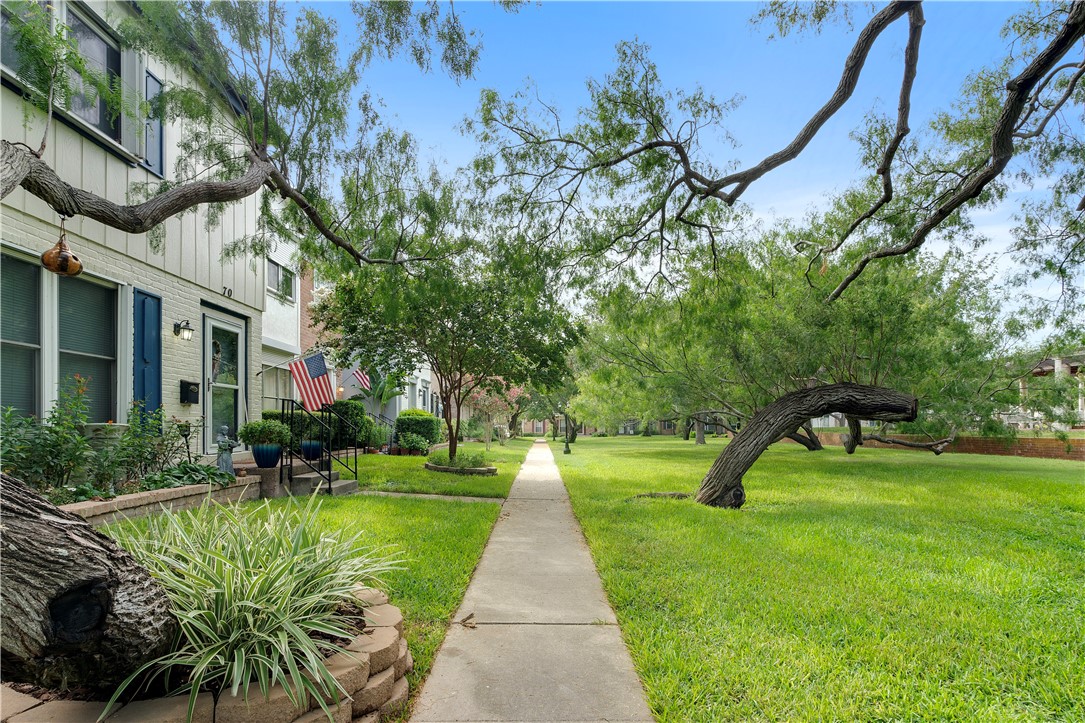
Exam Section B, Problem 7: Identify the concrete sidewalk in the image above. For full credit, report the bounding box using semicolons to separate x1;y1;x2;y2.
410;440;653;723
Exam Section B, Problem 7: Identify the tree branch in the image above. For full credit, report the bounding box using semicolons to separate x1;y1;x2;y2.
828;2;1085;301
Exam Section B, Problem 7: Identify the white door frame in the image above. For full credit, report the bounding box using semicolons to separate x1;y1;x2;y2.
202;313;246;453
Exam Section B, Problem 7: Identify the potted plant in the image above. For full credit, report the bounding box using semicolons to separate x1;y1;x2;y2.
238;420;291;468
299;439;324;461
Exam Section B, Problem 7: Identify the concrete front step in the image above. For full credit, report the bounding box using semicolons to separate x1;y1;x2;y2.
287;470;340;496
317;479;358;496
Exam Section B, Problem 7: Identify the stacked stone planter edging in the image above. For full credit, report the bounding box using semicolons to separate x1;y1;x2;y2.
0;587;413;723
59;478;259;526
423;462;497;476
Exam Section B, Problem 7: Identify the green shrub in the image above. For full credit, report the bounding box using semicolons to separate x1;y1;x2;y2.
594;432;609;437
459;416;485;441
238;420;291;447
427;450;487;469
398;432;431;453
140;462;235;491
395;409;441;445
367;424;390;449
0;376;92;490
108;495;400;719
329;400;374;448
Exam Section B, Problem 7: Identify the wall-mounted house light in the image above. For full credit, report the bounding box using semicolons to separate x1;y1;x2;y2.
173;320;194;341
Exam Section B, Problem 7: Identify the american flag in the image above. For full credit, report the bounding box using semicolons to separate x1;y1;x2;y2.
353;367;372;391
289;353;335;411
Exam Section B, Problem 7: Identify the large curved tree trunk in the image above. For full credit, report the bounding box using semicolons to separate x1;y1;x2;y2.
695;384;917;508
0;474;175;691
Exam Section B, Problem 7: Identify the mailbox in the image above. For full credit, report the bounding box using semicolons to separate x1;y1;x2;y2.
180;380;200;405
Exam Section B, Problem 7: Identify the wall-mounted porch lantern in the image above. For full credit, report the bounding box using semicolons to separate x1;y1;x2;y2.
173;319;194;341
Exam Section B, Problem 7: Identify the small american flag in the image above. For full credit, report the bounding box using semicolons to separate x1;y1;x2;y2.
353;367;372;391
289;353;335;411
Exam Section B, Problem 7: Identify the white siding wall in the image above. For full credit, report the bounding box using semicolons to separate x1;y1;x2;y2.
1;0;265;452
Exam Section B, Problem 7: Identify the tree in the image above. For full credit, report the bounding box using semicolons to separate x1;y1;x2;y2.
473;2;1084;306
466;381;524;449
573;211;1062;507
314;257;579;460
0;474;175;692
2;0;513;266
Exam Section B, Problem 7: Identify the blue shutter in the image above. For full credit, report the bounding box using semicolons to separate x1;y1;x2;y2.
132;290;162;414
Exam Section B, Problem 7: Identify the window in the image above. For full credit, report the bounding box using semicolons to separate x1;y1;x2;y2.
1;253;118;421
58;275;117;422
68;7;122;141
261;365;294;410
266;259;295;302
0;1;47;76
144;71;163;175
1;255;41;416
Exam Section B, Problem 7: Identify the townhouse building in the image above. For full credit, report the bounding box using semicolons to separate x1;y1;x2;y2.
1;0;265;454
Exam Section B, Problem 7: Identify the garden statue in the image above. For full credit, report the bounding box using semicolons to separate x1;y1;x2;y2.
215;425;238;475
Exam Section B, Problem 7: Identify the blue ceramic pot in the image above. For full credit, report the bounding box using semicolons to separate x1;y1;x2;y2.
300;440;323;460
252;443;282;468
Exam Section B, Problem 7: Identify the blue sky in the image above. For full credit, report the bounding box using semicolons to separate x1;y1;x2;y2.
317;1;1026;218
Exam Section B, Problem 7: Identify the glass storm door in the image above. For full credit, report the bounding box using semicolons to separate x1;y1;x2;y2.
204;316;244;452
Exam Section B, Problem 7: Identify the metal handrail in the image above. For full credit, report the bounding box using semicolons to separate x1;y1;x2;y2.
279;398;337;494
319;403;360;482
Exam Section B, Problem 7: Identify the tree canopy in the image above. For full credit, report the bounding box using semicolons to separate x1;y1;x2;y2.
312;251;580;458
2;0;518;268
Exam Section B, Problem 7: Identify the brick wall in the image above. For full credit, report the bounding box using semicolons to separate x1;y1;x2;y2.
797;432;1085;462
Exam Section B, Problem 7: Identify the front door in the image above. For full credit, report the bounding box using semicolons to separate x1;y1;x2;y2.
203;315;245;452
133;290;162;415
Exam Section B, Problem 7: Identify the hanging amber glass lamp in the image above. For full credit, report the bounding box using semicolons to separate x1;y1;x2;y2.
41;216;83;277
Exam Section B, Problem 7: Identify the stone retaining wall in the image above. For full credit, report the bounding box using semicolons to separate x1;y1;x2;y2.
0;587;412;723
60;477;261;526
789;432;1085;461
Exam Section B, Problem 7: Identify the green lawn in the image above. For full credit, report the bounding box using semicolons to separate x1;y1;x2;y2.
551;436;1085;722
286;495;499;721
334;438;532;498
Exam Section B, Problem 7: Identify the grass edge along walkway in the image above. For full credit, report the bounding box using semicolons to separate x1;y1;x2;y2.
410;440;653;722
551;435;1085;722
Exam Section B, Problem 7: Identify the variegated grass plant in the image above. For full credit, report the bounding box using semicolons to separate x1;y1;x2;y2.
106;493;400;722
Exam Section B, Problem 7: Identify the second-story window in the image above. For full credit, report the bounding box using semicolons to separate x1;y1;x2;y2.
144;71;163;175
267;259;295;302
68;7;121;141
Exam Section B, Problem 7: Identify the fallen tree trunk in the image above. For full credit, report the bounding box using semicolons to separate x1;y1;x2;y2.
0;474;176;691
695;383;917;508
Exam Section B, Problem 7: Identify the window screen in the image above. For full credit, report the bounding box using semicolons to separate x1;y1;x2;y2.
69;10;121;140
144;72;163;175
58;276;116;422
1;255;40;415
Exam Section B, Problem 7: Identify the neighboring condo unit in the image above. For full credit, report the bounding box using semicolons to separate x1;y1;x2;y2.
1;0;264;454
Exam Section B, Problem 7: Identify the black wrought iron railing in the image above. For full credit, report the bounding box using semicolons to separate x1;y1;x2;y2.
367;411;396;448
277;398;362;494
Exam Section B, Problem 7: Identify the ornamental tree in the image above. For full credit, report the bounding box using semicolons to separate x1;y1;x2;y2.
466;381;524;449
314;255;580;460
